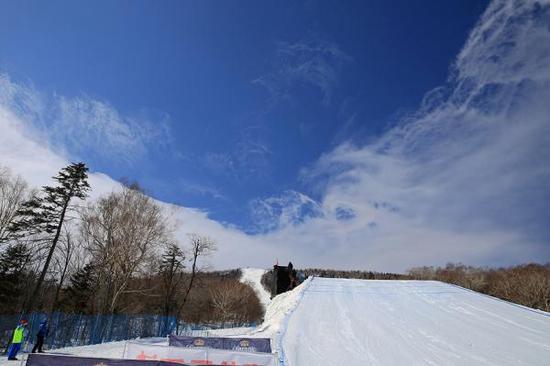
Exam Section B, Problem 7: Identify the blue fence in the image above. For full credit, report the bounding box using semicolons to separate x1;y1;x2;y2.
1;313;257;354
0;312;177;353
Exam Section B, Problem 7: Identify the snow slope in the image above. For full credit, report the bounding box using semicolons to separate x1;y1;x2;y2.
281;277;550;366
240;268;271;311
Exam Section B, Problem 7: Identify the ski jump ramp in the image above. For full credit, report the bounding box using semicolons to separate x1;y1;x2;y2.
279;277;550;366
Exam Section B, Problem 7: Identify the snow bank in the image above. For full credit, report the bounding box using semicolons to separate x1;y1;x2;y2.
253;277;311;339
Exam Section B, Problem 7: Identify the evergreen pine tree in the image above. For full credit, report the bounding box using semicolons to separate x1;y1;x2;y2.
65;262;97;313
160;244;185;317
0;243;32;313
10;162;91;312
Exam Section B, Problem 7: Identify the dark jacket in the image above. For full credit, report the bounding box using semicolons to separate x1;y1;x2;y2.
37;321;49;337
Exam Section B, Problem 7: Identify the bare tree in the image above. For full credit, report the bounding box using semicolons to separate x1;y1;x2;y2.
209;280;262;324
0;166;29;244
80;185;169;313
178;234;216;320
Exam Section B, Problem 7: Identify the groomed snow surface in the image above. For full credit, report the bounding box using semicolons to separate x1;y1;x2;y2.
3;275;550;365
281;278;550;366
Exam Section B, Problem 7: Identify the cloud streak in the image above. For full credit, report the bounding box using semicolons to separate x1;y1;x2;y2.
203;126;273;181
0;74;172;165
249;190;324;234
253;38;352;106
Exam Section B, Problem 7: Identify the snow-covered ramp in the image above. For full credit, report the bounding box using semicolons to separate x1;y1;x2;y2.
281;277;550;365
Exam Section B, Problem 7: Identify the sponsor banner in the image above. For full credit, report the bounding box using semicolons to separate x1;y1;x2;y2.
168;335;223;350
26;353;184;366
221;338;272;354
169;335;272;353
124;341;276;366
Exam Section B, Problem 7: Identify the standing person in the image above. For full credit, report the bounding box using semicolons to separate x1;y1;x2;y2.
7;319;28;361
32;319;48;353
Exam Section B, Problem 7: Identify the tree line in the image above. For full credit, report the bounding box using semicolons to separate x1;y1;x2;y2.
408;263;550;312
0;163;262;324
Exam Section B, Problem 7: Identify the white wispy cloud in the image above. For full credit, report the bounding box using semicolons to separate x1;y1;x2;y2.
55;96;172;162
203;127;272;180
0;74;172;165
249;190;324;233
178;177;227;201
253;37;352;106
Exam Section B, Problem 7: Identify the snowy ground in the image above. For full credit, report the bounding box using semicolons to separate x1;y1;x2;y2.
281;277;550;366
3;276;549;365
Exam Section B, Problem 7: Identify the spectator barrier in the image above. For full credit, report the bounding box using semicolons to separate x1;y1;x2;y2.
124;341;277;366
169;335;272;353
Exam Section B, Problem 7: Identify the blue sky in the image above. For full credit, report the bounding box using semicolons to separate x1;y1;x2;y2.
1;0;549;271
0;0;487;230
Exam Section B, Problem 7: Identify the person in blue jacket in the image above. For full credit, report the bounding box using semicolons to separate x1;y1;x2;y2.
31;319;49;353
7;319;28;361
